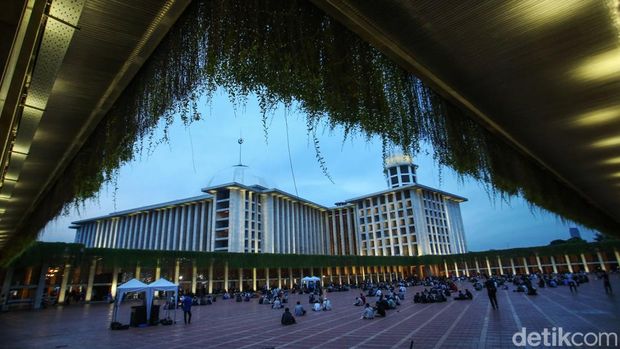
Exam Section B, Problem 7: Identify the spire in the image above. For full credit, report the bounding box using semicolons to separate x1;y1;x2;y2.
237;137;244;166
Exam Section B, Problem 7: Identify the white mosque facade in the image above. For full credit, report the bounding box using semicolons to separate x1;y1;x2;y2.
72;156;468;256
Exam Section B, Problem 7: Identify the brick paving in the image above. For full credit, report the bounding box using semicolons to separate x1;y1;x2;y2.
0;276;618;348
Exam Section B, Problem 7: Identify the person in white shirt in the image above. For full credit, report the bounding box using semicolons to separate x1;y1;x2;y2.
312;301;322;311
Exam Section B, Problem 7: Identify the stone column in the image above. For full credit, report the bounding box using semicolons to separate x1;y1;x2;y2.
614;249;620;266
265;268;270;289
496;256;503;275
33;263;49;310
277;267;282;288
85;258;97;302
310;267;314;277
238;268;244;291
155;263;161;280
354;267;359;285
338;268;343;285
564;254;573;273
361;266;366;282
443;260;449;277
135;263;141;281
464;262;470;277
596;252;606;271
382;266;387;282
191;263;198;294
110;266;120;299
288;267;293;287
580;253;590;273
174;260;180;284
550;256;558;273
522;257;529;274
224;262;229;292
509;258;516;275
535;255;543;273
1;267;14;311
57;264;71;304
485;257;492;275
252;268;257;291
208;263;214;294
475;259;481;274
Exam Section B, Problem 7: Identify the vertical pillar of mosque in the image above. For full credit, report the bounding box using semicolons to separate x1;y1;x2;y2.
346;266;351;284
85;258;97;302
265;268;270;289
550;256;558;273
238;268;244;291
57;264;71;304
191;263;197;294
354;267;359;285
361;266;366;282
208;263;214;294
328;267;333;282
1;267;14;311
614;249;620;266
485;257;492;275
338;267;343;285
464;262;470;277
496;257;503;275
475;259;481;274
134;262;141;281
596;252;606;271
382;266;387;282
110;265;120;299
33;262;49;309
522;257;529;274
252;268;257;291
443;261;449;277
174;260;180;284
310;267;314;277
535;255;543;273
224;262;229;291
564;254;573;273
277;267;282;288
417;265;424;278
299;268;304;285
509;258;516;275
288;267;293;287
580;253;590;273
155;262;161;280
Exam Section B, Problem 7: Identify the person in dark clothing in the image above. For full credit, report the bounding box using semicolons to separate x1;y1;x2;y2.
281;307;296;325
602;272;613;294
485;276;498;310
568;279;578;293
182;295;192;324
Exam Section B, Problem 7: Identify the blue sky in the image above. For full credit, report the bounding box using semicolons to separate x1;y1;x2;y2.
38;91;597;251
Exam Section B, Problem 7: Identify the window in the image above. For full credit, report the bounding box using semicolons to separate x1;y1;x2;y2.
399;165;409;173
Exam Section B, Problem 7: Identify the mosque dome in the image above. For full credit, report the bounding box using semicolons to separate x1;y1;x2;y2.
207;164;271;188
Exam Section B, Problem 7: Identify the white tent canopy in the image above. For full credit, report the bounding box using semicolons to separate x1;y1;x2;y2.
146;278;179;324
113;279;150;324
301;276;321;282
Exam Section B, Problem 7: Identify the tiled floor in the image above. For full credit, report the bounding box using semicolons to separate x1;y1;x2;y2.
1;276;618;348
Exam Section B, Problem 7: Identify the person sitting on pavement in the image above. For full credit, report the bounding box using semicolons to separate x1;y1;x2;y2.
354;296;364;306
465;289;473;300
322;298;333;311
454;290;467;300
272;298;282;309
313;300;322;312
281;308;296;326
294;301;306;316
362;303;375;319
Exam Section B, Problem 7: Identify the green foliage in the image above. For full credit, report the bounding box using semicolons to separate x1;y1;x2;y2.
5;0;619;266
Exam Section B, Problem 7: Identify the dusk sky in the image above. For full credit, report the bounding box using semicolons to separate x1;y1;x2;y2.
39;90;597;251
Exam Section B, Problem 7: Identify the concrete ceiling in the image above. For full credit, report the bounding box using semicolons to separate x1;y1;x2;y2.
0;0;190;253
313;0;620;231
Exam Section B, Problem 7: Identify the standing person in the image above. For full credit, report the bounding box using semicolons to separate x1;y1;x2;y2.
182;294;193;324
602;272;613;295
568;278;578;293
484;275;498;310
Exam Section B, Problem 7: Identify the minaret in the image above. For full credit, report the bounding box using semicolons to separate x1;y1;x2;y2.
384;154;418;188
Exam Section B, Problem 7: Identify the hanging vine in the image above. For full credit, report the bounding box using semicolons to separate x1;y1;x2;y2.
4;0;619;266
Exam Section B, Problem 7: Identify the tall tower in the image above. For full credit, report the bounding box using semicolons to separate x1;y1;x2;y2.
384;154;418;188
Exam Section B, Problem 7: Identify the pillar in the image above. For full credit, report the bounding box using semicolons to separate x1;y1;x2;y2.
265;268;270;289
522;257;529;274
110;266;120;299
288;267;293;286
252;267;257;291
208;263;214;294
580;253;590;273
1;267;14;311
338;268;343;285
174;259;180;284
310;267;314;277
135;263;141;281
224;262;229;291
277;267;282;288
33;263;49;310
550;256;558;273
510;258;516;275
238;268;243;291
155;264;161;280
565;254;573;273
496;256;503;275
485;257;492;275
614;249;620;265
597;252;606;271
57;264;71;304
475;259;481;274
464;261;470;277
354;267;359;285
361;266;366;281
535;255;543;273
191;263;197;294
85;258;96;302
382;266;387;282
443;260;449;276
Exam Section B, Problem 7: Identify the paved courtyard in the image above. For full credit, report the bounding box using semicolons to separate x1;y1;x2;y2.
1;276;618;348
